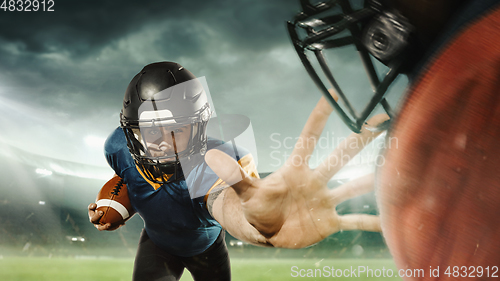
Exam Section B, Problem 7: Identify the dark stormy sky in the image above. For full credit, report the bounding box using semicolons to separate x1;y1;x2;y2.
0;0;408;179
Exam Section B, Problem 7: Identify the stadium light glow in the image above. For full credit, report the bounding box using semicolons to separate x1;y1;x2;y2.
38;201;46;205
68;236;85;242
229;240;246;247
84;135;106;147
35;168;53;176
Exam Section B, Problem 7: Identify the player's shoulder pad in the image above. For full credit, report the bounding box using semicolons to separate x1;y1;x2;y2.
104;127;135;176
104;127;127;154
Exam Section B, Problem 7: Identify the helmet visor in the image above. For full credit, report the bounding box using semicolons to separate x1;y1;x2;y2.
135;124;193;159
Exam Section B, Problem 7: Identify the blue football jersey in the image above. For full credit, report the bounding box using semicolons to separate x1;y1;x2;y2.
104;127;257;257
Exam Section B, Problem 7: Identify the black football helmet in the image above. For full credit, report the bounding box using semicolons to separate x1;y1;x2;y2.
120;62;212;183
287;0;417;133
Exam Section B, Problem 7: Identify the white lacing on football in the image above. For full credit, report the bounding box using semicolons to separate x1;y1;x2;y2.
96;199;130;220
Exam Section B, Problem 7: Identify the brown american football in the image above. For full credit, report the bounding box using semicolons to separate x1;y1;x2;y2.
95;175;135;227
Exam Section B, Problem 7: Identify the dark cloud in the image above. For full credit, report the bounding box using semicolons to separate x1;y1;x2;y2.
0;0;299;56
0;0;301;115
1;1;171;54
0;0;408;173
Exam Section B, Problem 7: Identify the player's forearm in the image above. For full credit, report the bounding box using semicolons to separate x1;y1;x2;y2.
212;188;273;247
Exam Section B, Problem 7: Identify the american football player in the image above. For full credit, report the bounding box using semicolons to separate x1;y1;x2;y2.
286;0;500;279
88;61;389;280
88;62;254;281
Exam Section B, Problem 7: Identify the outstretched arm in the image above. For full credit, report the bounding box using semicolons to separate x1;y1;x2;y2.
206;92;389;248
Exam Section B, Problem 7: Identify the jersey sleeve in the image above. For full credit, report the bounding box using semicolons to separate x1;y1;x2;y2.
199;139;260;205
204;152;259;196
104;127;136;178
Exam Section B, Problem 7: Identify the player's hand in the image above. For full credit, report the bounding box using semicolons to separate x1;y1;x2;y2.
88;203;124;231
205;92;389;248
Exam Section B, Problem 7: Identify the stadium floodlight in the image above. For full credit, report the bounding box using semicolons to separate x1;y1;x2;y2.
35;168;52;176
229;240;247;247
68;236;85;242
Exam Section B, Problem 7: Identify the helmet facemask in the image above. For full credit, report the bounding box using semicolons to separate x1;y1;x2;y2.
287;0;414;133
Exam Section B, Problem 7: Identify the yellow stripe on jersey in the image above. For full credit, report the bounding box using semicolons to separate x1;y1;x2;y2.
203;153;260;205
135;165;172;190
238;153;259;179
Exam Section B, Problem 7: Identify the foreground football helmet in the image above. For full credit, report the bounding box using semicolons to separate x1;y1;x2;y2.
287;0;417;132
120;62;211;183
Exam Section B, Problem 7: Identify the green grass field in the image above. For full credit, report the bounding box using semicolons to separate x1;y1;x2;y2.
0;257;402;281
